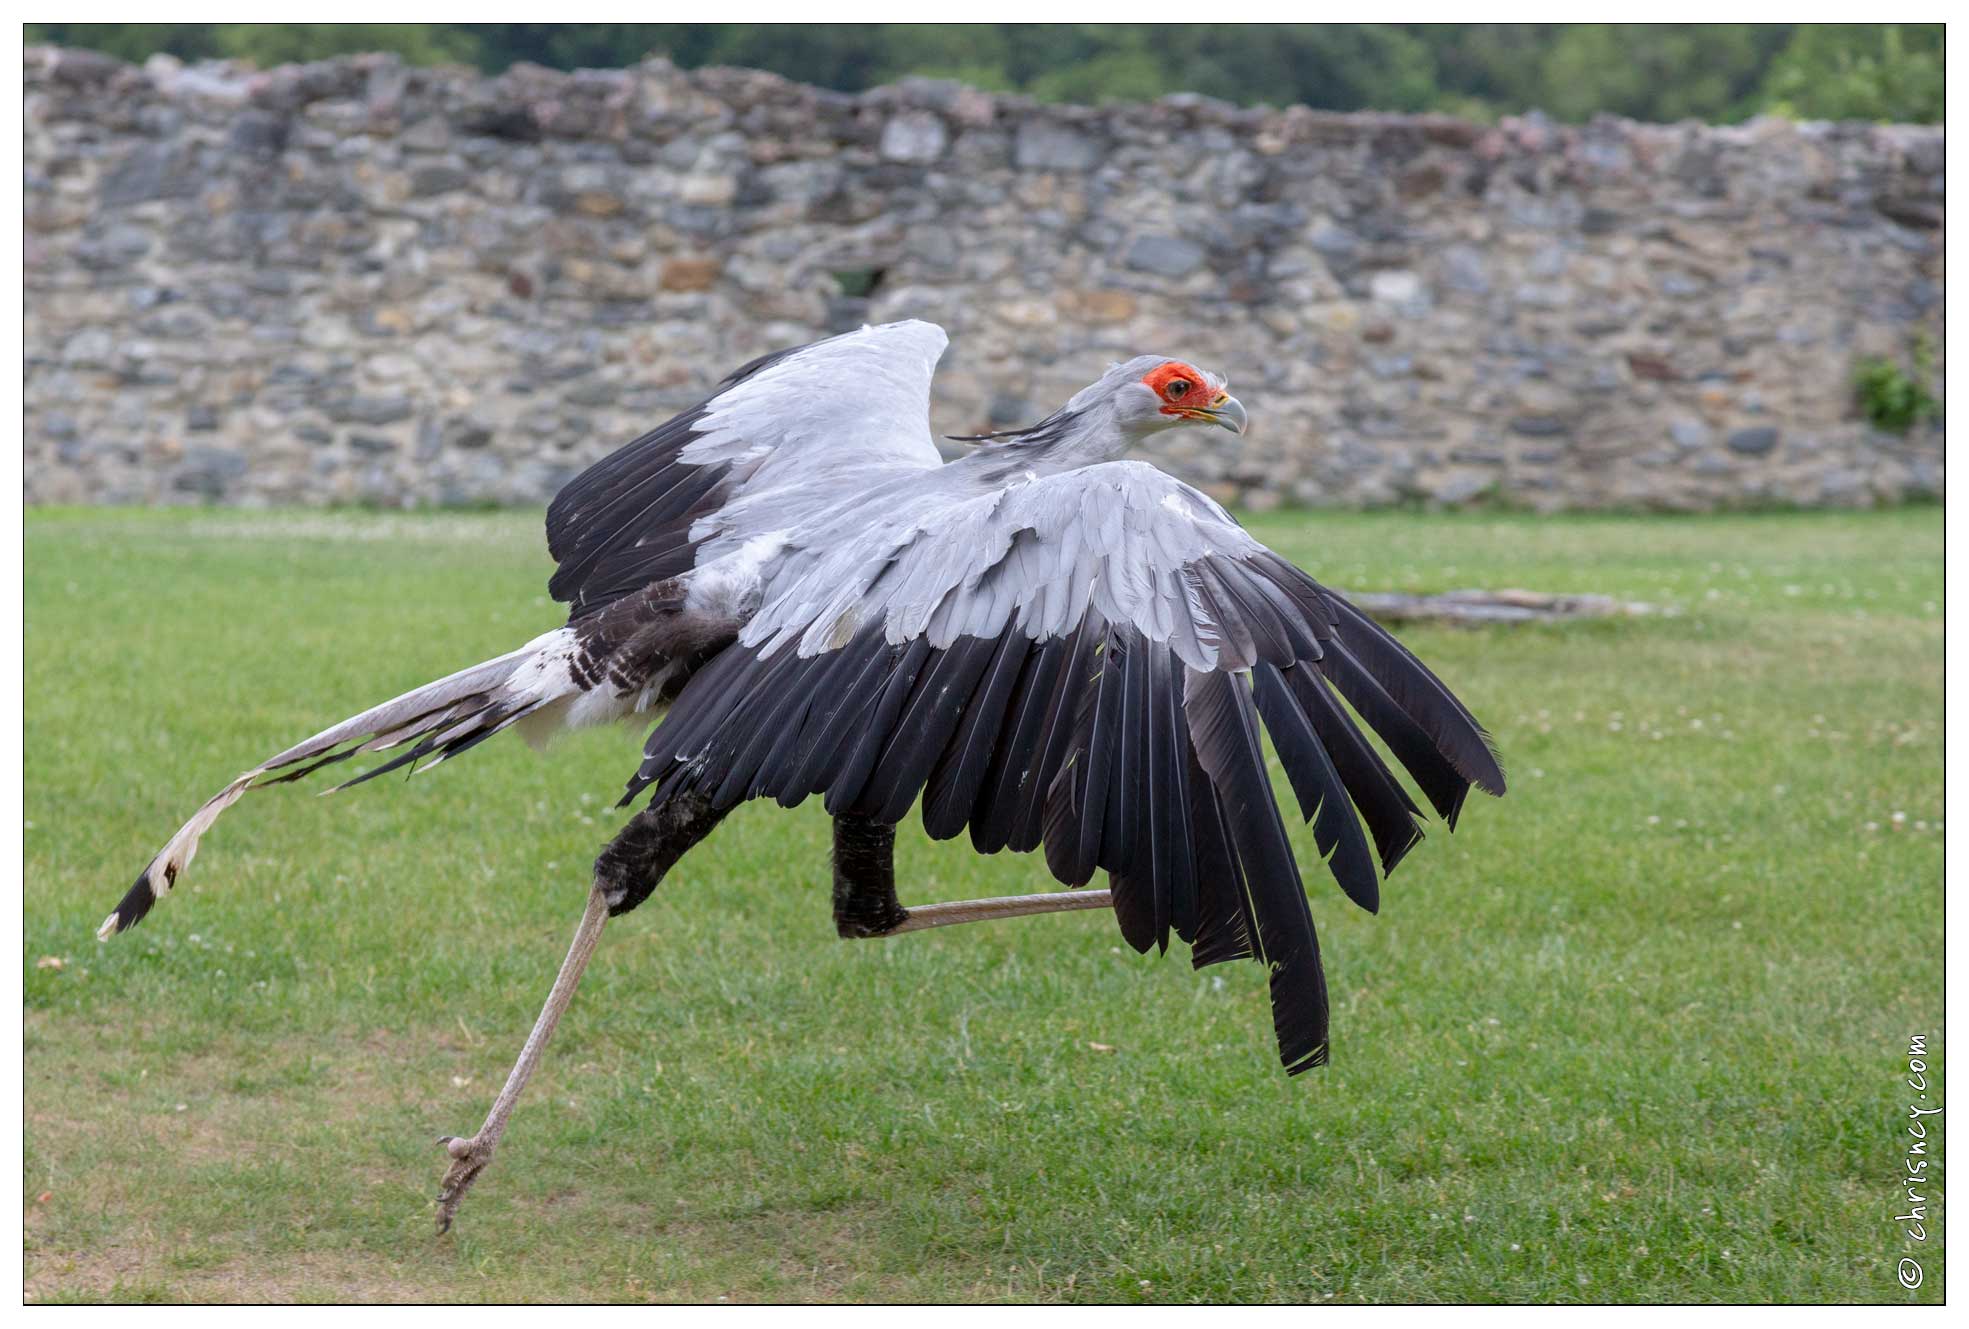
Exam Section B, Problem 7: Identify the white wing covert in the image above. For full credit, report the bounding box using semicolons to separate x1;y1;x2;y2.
544;320;947;621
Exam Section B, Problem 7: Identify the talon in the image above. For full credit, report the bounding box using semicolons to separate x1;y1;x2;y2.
435;1139;489;1235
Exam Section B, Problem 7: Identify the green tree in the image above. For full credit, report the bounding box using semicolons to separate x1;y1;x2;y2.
1409;23;1579;118
1760;24;1943;123
1535;24;1790;122
1190;24;1440;110
20;22;1946;123
26;23;224;63
212;24;481;69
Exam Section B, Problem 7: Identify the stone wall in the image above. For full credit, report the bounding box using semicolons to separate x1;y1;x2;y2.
25;45;1944;511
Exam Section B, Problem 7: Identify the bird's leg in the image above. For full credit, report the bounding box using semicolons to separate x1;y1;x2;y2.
435;883;607;1233
831;814;1115;937
879;887;1113;933
435;792;726;1234
831;816;909;937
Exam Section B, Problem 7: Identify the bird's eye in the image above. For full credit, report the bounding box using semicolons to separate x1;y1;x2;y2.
1165;379;1191;399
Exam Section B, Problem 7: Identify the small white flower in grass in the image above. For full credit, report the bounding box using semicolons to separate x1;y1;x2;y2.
1864;822;1879;833
1530;768;1545;779
1464;1213;1476;1223
1647;815;1661;826
1509;1243;1522;1252
1731;921;1742;931
175;1103;187;1112
1891;811;1907;826
1609;721;1624;732
451;1075;473;1088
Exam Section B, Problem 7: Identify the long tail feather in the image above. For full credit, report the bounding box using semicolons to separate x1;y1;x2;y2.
98;627;584;940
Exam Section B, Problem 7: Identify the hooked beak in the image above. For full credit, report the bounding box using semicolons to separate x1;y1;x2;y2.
1189;391;1247;436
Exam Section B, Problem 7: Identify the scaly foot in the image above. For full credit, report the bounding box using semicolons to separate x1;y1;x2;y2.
434;1132;493;1234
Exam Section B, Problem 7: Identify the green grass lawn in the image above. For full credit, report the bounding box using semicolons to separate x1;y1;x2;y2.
24;505;1943;1303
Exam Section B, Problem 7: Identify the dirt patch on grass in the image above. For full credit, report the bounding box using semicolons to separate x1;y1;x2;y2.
26;1246;441;1304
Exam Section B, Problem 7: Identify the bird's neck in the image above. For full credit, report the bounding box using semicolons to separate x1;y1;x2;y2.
956;402;1130;478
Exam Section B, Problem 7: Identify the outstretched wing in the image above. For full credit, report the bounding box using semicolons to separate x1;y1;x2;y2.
544;320;948;622
630;461;1505;1074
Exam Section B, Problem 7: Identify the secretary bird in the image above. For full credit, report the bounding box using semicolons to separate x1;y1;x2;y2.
102;320;1504;1231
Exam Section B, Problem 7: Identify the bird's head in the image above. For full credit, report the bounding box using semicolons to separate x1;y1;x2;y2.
1075;355;1247;442
950;353;1247;466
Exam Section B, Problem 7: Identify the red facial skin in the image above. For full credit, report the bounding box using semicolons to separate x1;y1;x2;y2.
1141;361;1223;420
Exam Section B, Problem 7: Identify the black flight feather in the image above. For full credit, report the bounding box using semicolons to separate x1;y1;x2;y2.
859;635;1000;824
1283;663;1426;876
1042;630;1119;889
1185;667;1330;1075
1105;634;1163;952
1322;592;1506;796
969;634;1070;854
922;629;1030;841
1315;637;1475;826
1200;559;1297;666
710;645;825;807
765;630;892;805
1149;647;1196;944
824;637;934;817
782;635;905;800
1252;661;1380;914
1008;624;1098;854
1184;741;1255;968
